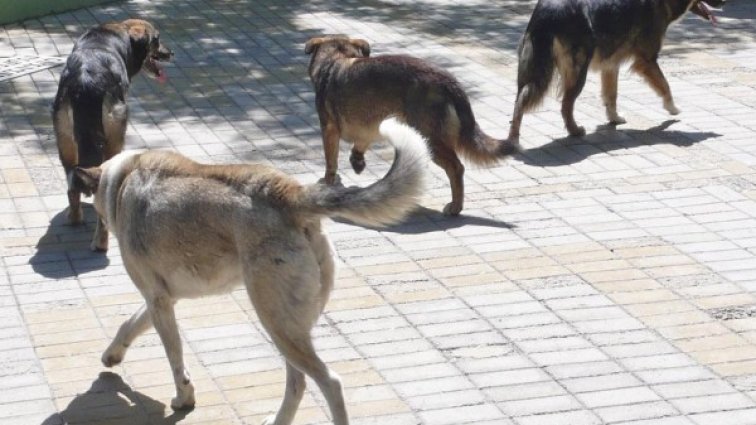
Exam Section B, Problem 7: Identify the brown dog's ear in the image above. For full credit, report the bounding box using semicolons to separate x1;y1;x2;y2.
350;38;371;57
122;19;148;41
74;166;102;196
305;37;326;55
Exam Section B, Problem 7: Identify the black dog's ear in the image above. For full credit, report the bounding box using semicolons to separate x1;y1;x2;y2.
74;166;102;196
350;38;371;57
305;37;326;55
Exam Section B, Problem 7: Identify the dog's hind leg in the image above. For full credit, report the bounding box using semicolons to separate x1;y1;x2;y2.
601;67;626;124
632;58;680;115
54;104;84;225
261;362;306;425
246;241;348;425
556;43;591;137
321;121;342;185
431;144;465;216
91;100;129;252
102;303;152;367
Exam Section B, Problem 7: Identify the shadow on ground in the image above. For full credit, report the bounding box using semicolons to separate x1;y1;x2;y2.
516;120;722;167
41;372;190;425
30;209;110;278
335;206;515;233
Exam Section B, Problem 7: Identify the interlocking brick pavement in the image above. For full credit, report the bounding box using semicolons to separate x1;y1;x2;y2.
2;0;756;424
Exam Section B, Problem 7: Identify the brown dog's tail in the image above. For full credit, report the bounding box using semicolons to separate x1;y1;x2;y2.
299;118;428;227
446;83;519;165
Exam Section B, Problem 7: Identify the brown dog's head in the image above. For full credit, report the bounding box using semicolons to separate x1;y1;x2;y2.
689;0;725;23
305;35;371;58
305;36;371;80
121;19;173;82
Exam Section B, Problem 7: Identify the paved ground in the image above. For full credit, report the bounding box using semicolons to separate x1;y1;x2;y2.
2;0;756;424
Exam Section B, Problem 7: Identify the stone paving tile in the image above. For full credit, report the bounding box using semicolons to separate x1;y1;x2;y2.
2;0;756;424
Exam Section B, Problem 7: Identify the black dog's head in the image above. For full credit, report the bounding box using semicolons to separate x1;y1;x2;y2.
122;19;173;82
690;0;726;23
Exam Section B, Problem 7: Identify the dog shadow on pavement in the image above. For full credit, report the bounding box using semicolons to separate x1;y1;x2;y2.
335;206;516;234
516;120;722;167
40;372;190;425
29;208;110;279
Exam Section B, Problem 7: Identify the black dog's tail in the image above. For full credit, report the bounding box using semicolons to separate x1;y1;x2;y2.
447;83;519;166
515;28;556;113
71;87;106;169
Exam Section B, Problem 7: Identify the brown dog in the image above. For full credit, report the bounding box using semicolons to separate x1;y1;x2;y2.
508;0;725;143
306;35;518;216
53;19;172;251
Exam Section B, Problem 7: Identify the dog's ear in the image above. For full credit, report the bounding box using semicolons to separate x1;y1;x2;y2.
123;19;150;43
305;37;326;55
349;38;371;57
74;166;102;196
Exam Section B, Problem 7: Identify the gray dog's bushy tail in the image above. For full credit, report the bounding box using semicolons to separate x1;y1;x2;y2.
300;118;428;227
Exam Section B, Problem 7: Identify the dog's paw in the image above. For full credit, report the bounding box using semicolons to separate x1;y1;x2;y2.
442;202;463;217
171;383;196;411
318;173;342;186
90;239;108;253
608;115;627;125
664;101;681;115
101;346;125;367
350;155;366;174
568;126;586;137
260;414;277;425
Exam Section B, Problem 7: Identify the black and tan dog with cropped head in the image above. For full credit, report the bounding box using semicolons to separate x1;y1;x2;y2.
508;0;725;143
53;19;172;251
306;35;518;216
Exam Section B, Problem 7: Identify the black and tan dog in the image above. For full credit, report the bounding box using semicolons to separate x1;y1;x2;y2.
306;35;518;216
53;19;172;251
508;0;725;142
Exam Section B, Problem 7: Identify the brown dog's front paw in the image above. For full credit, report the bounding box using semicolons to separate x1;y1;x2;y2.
443;202;463;216
90;238;108;253
67;207;84;226
350;153;366;174
568;126;586;137
318;173;342;186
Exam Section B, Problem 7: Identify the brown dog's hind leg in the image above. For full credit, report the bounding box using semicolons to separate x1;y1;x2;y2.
632;58;679;115
66;187;84;225
431;144;465;216
321;122;341;185
601;67;626;124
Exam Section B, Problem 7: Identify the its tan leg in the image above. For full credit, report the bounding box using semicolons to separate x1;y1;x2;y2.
633;58;679;115
148;293;195;410
102;303;152;367
244;238;348;425
601;67;626;124
67;188;84;225
321;122;341;185
431;145;465;216
261;363;306;425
